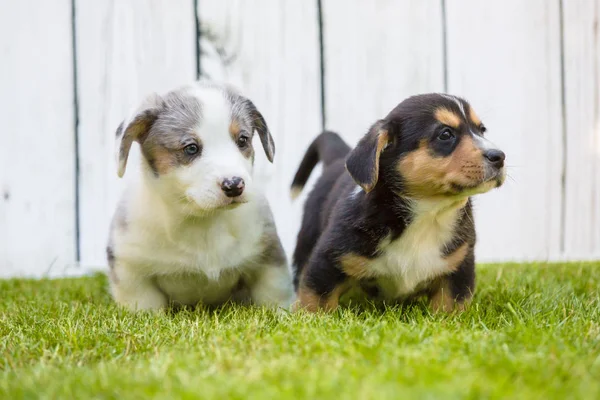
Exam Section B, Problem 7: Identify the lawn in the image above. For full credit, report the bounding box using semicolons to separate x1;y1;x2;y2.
1;263;599;399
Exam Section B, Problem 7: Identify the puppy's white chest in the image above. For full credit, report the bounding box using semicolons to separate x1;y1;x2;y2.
118;205;263;279
372;201;461;298
160;220;253;277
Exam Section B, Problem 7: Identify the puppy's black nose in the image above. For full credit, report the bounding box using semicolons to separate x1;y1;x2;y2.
221;177;245;197
484;149;506;168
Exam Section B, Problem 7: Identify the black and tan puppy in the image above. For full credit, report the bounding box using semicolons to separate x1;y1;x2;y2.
291;94;506;312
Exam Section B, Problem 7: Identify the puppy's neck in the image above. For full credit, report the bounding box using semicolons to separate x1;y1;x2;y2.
406;196;469;215
366;184;469;222
404;197;468;228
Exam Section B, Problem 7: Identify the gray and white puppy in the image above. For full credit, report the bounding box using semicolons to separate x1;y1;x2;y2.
107;82;294;311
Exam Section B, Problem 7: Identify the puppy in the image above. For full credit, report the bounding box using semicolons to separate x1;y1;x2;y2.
107;82;294;311
291;94;506;312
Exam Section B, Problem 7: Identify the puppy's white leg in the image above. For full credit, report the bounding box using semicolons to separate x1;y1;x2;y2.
110;265;167;311
249;265;295;310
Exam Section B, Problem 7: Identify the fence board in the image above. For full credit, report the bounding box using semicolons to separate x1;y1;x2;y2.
446;0;563;261
322;0;445;144
563;0;600;259
76;0;196;266
2;0;598;278
0;1;76;276
198;0;322;257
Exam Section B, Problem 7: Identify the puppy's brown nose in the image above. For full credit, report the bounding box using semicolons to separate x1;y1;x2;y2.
484;149;505;169
221;177;245;197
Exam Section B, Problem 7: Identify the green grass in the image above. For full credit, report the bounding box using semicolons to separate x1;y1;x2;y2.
1;263;599;399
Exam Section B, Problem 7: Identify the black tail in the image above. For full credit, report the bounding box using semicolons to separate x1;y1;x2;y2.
290;131;350;199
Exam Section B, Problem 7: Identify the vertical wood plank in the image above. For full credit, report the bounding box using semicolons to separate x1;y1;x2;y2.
76;0;196;266
563;0;600;260
198;0;322;257
322;0;445;144
446;0;563;261
0;0;76;276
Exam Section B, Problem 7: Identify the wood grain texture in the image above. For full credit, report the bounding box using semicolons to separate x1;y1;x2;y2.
562;0;600;259
3;0;599;278
322;0;445;144
76;0;196;266
446;0;563;261
198;0;322;257
0;0;76;276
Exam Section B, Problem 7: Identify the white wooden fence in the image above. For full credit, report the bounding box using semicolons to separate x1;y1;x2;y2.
1;0;599;278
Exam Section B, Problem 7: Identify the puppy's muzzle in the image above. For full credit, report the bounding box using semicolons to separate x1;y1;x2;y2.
481;147;506;189
221;177;245;198
483;149;505;170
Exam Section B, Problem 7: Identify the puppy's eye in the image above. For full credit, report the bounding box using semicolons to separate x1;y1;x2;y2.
237;134;250;148
184;144;200;155
437;128;455;141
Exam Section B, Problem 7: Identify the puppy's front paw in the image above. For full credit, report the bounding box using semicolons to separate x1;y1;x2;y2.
429;289;469;313
111;278;168;312
122;296;168;312
273;293;296;312
249;265;295;310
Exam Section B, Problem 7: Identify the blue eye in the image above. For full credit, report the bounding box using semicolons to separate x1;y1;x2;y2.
184;144;199;155
438;128;455;141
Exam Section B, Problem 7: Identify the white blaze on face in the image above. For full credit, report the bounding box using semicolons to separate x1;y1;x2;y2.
472;132;495;152
440;94;467;118
178;87;253;211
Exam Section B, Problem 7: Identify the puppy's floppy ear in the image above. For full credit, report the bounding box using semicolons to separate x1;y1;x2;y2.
247;100;275;163
115;94;163;177
345;120;391;193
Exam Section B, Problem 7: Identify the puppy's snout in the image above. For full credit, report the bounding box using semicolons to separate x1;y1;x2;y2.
221;177;245;197
484;149;505;169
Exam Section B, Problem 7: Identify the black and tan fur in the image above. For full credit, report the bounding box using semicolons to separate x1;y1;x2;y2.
291;94;506;312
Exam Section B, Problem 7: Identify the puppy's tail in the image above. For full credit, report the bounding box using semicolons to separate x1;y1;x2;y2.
290;131;350;200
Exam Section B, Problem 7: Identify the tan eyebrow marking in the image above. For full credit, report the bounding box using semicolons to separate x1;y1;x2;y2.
440;94;466;118
229;119;241;140
435;107;461;128
469;106;482;126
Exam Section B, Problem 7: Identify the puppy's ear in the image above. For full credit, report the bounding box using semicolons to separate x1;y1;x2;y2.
115;95;162;177
247;101;275;163
345;120;391;193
